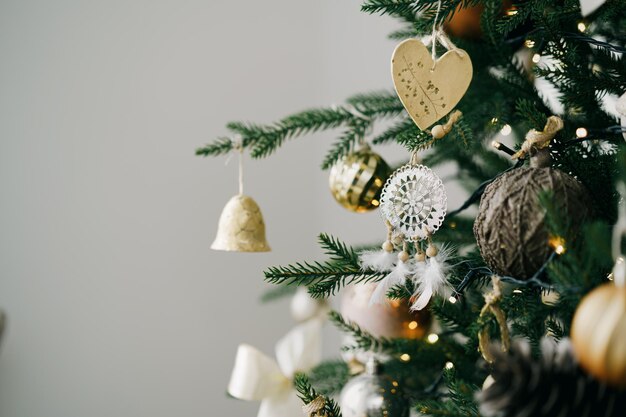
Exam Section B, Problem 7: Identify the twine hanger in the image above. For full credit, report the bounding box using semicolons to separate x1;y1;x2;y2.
478;276;511;363
512;115;564;160
426;0;466;70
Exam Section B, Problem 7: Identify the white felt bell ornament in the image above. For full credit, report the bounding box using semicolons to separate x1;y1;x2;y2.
227;319;322;417
211;138;270;252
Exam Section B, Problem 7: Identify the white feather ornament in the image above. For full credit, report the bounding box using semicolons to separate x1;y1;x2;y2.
411;246;453;311
359;250;396;273
369;259;414;306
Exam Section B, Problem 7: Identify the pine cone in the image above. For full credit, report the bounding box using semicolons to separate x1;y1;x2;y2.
477;338;626;417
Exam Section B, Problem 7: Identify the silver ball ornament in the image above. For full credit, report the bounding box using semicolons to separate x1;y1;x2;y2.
340;359;409;417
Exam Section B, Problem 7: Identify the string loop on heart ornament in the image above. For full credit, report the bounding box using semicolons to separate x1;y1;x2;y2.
430;0;443;66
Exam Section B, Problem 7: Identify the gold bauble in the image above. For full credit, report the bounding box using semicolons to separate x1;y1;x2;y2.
211;194;270;252
340;283;431;339
571;282;626;387
328;146;391;213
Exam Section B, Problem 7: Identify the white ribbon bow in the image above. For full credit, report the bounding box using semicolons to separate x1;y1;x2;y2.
228;319;323;417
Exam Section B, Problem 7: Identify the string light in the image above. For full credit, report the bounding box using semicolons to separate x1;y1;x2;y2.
427;333;439;344
445;361;454;370
576;127;588;138
408;321;418;330
448;296;457;304
491;117;498;124
524;39;535;48
492;140;516;156
532;53;541;64
549;236;567;255
400;353;411;362
513;289;523;294
577;21;587;32
500;124;512;135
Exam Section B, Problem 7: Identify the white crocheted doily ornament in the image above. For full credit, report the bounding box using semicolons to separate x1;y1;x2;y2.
379;164;447;241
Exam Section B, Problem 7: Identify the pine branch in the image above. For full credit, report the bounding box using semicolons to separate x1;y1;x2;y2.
195;137;234;157
372;118;416;145
264;235;385;298
318;233;361;266
307;360;350;396
322;126;367;170
293;373;342;417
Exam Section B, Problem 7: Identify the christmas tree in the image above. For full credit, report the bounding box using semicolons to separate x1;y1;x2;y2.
197;1;626;416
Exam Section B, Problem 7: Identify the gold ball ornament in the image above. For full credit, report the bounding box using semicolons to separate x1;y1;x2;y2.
444;2;515;40
340;283;432;340
571;281;626;387
329;146;392;212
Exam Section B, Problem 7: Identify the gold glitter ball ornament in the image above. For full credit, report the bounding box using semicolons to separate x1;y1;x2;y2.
328;146;392;212
211;194;270;252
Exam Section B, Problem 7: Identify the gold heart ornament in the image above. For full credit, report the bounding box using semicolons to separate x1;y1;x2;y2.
392;39;473;130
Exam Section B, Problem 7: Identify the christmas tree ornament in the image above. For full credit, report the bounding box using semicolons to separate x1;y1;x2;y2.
474;117;592;279
340;357;410;417
571;276;626;387
228;319;322;417
617;91;626;141
340;283;432;340
477;276;510;363
580;0;607;16
380;156;447;242
290;287;329;323
368;151;451;310
444;3;484;39
212;140;270;252
478;337;626;417
328;144;392;212
571;195;626;387
391;35;472;130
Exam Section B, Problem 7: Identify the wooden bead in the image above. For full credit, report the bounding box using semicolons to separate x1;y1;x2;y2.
431;125;446;139
571;283;626;387
426;245;439;258
415;252;426;262
382;241;394;252
398;251;410;263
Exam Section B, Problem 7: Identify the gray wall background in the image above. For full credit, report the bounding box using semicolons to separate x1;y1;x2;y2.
0;1;463;416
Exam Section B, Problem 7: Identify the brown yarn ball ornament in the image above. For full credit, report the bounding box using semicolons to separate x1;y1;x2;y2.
473;166;591;279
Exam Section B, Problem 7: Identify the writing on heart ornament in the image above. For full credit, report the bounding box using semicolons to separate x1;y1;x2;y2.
228;319;322;417
392;38;472;130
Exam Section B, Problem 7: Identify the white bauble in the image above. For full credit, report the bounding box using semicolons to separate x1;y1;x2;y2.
290;287;328;323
